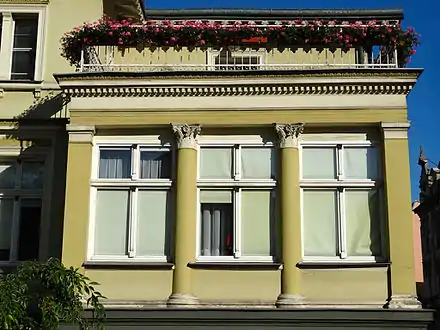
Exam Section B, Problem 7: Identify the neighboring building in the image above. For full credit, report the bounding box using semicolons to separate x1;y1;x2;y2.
0;1;435;328
414;150;440;311
0;0;141;270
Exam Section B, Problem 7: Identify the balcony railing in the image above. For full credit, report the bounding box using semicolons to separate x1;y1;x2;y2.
79;45;399;73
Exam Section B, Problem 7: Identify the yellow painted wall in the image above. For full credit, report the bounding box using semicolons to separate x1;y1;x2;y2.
43;0;103;83
103;46;358;70
70;108;407;127
85;270;172;301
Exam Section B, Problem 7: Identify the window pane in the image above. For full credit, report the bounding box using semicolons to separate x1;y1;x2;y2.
302;147;337;179
94;190;129;256
241;190;274;256
0;199;14;261
17;199;41;261
11;51;36;80
137;190;169;257
99;149;131;179
0;164;16;189
345;190;382;257
140;151;171;179
13;16;38;35
303;190;338;256
241;147;276;179
200;190;233;256
344;147;379;180
200;147;232;179
22;162;44;189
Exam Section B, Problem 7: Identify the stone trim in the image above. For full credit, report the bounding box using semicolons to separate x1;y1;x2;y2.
172;124;201;150
0;0;49;3
386;295;422;309
381;121;410;139
66;124;95;143
275;123;304;149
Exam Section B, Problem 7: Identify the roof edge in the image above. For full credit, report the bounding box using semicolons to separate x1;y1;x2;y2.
143;8;404;21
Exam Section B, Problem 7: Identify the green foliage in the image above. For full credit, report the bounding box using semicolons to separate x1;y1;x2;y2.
0;258;106;330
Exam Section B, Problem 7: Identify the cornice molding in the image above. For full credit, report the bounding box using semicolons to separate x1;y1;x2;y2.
61;82;414;98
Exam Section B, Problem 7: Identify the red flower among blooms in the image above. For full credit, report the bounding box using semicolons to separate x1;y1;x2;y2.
60;16;420;67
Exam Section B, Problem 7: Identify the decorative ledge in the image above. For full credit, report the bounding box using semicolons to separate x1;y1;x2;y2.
188;262;282;270
297;261;390;269
82;261;174;270
55;68;422;98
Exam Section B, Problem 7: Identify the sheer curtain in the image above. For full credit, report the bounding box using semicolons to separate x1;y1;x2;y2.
200;191;233;256
140;151;171;179
99;149;131;179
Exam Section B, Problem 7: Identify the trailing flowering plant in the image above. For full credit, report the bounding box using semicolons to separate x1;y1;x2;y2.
61;15;420;67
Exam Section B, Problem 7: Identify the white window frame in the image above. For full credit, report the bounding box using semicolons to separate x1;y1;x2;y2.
196;136;277;263
299;139;387;263
0;4;47;81
0;155;45;264
88;136;174;263
207;47;266;71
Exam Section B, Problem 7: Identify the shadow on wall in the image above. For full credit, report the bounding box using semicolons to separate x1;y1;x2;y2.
0;92;70;274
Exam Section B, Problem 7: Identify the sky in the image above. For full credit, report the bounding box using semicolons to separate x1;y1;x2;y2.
146;0;440;201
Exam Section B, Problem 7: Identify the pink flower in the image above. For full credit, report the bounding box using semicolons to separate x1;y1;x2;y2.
200;40;206;45
411;49;416;54
109;31;113;36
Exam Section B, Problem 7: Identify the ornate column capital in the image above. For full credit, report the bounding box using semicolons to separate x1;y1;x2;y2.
275;123;304;149
172;124;201;150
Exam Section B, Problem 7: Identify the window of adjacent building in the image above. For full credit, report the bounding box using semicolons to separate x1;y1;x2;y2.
11;14;38;80
300;143;385;261
0;8;45;81
0;159;44;262
209;48;264;71
90;145;173;262
197;143;277;261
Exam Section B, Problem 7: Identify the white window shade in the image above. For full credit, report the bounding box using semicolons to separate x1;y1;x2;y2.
302;147;336;179
344;147;379;180
94;190;129;256
99;149;131;179
200;190;232;203
200;147;232;179
241;147;275;179
136;190;169;257
241;190;273;256
345;189;382;256
303;190;338;256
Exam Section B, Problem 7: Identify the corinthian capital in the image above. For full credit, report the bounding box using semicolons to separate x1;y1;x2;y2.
275;123;304;149
172;124;201;149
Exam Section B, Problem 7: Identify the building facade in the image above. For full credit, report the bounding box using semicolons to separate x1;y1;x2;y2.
0;0;435;328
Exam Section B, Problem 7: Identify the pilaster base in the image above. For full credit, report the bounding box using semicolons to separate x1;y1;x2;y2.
386;295;422;309
276;294;305;308
167;293;199;307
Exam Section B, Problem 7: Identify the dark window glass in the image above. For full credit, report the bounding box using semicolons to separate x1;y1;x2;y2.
11;15;38;80
17;200;41;261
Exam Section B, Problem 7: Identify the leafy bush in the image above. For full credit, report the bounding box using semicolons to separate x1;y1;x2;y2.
0;258;106;329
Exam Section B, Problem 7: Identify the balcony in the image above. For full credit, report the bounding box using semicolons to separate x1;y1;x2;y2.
79;45;399;73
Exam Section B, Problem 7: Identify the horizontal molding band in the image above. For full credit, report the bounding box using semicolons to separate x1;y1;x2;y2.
62;83;414;98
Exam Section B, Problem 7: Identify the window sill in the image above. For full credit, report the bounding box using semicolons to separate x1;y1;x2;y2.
297;261;390;269
0;262;21;274
188;262;282;270
0;80;42;90
82;261;174;270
